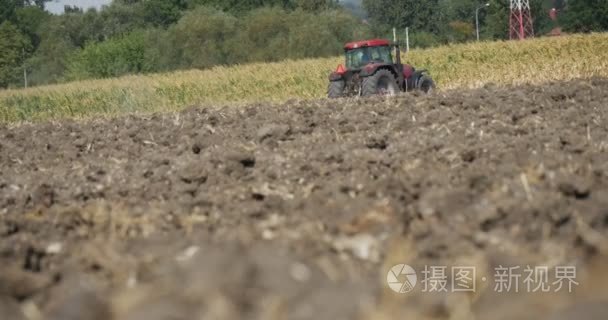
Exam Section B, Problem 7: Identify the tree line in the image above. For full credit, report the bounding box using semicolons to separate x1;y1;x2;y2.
0;0;606;88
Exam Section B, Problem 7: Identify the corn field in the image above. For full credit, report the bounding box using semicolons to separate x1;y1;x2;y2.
1;33;607;122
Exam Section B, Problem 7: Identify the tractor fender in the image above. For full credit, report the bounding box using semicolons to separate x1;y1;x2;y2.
404;69;430;92
359;63;393;77
402;64;415;79
329;72;343;81
329;64;348;81
360;65;401;87
413;70;429;86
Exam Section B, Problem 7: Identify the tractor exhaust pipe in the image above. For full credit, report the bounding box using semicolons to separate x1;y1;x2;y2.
392;27;402;66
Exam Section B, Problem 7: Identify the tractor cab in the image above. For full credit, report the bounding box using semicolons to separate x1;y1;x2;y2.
344;39;395;70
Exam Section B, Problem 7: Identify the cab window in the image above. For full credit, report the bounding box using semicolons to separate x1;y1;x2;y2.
345;48;370;69
345;46;393;69
370;46;393;64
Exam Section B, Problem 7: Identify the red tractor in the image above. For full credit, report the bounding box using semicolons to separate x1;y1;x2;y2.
328;39;435;98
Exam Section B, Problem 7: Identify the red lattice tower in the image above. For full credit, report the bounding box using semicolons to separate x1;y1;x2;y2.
509;0;534;40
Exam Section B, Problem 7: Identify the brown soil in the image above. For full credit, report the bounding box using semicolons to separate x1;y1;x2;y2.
1;78;608;320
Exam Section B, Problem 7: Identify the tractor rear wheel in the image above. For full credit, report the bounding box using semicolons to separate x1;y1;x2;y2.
361;69;399;97
328;80;345;98
418;75;435;94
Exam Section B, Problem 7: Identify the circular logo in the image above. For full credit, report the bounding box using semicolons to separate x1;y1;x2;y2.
387;264;417;293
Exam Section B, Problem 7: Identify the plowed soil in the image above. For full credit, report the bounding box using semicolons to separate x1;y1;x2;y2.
2;79;608;320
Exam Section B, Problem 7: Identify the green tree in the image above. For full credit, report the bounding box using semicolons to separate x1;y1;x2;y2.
15;5;50;48
1;0;48;23
99;2;146;37
448;20;474;42
56;8;106;48
66;31;149;80
362;0;441;33
436;0;478;40
226;7;289;62
482;0;509;40
0;0;19;23
26;36;75;85
294;0;339;12
341;0;366;18
228;7;369;62
186;0;296;14
168;6;238;68
284;9;360;58
0;21;29;87
408;31;441;48
138;27;177;72
0;0;378;85
532;0;554;35
25;16;76;85
141;0;188;27
561;0;608;32
438;0;476;22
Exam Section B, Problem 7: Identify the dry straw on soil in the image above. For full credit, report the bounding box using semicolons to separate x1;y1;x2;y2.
1;33;607;122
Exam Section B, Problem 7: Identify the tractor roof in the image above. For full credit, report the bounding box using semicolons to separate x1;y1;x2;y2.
344;39;390;50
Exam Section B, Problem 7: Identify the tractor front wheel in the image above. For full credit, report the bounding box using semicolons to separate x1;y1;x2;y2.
361;69;399;97
328;80;345;98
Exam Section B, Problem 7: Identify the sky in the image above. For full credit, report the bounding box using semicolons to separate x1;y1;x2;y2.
46;0;111;14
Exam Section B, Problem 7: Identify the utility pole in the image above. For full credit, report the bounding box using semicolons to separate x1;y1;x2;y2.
476;3;490;41
22;48;28;88
405;27;410;52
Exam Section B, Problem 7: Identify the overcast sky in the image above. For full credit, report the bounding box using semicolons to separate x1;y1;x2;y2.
46;0;111;14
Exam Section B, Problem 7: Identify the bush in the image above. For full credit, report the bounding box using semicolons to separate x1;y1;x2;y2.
448;21;474;43
224;7;287;63
167;6;237;69
66;31;150;80
164;7;371;68
409;31;441;49
55;6;372;81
